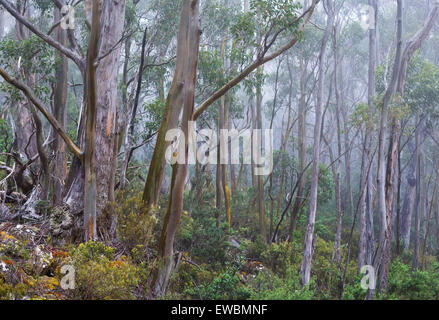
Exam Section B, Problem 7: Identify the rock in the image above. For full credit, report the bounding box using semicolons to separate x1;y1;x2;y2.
0;203;10;220
49;206;75;246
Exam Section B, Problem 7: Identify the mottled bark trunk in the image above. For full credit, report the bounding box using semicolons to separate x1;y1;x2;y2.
83;0;102;241
142;4;194;209
375;0;403;293
14;3;36;160
301;0;333;286
95;0;126;211
52;6;68;206
149;0;200;298
400;141;416;250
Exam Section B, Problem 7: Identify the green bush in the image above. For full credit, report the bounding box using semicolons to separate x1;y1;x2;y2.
187;269;252;300
248;266;315;300
69;241;139;300
116;190;157;255
260;241;293;277
180;206;230;266
387;259;439;300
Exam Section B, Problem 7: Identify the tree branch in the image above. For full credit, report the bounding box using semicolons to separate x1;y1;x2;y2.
0;0;84;70
193;0;319;120
0;67;83;158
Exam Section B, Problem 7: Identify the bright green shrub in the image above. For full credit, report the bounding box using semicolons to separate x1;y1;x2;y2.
249;266;315;300
69;241;139;300
189;269;252;300
387;259;439;300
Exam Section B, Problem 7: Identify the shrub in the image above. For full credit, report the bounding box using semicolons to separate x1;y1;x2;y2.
68;241;139;300
387;259;439;300
260;241;293;277
248;266;315;300
188;269;252;300
116;190;157;254
181;206;230;266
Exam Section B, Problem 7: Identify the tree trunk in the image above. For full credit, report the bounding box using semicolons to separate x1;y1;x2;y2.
399;141;416;250
290;58;307;237
413;117;425;269
301;0;334;286
95;0;126;212
83;0;102;241
52;5;68;206
149;0;200;298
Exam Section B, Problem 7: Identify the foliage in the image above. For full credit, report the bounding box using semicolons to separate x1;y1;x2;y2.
386;259;439;300
188;269;253;300
260;241;293;278
0;36;55;105
142;99;165;134
177;203;230;267
115;190;157;255
249;266;315;300
69;241;139;300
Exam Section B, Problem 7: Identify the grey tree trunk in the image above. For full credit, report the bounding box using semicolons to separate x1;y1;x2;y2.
400;141;416;250
52;6;68;206
290;58;307;237
300;0;334;286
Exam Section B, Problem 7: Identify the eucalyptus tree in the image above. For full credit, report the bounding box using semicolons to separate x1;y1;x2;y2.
301;0;334;287
0;0;126;240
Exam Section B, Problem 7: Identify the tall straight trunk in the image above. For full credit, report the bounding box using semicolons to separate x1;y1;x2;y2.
83;0;102;241
250;94;258;190
255;68;267;242
95;0;126;211
216;96;224;222
301;0;334;286
222;95;231;226
229;111;237;195
290;58;307;236
14;2;37;160
332;22;344;266
399;141;416;250
216;37;226;219
142;2;193;209
120;24;147;190
268;59;281;242
421;163;439;268
149;0;200;298
52;6;68;205
413;117;425;269
374;0;403;293
395;141;402;254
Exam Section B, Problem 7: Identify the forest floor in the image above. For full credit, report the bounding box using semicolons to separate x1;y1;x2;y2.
0;220;75;299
